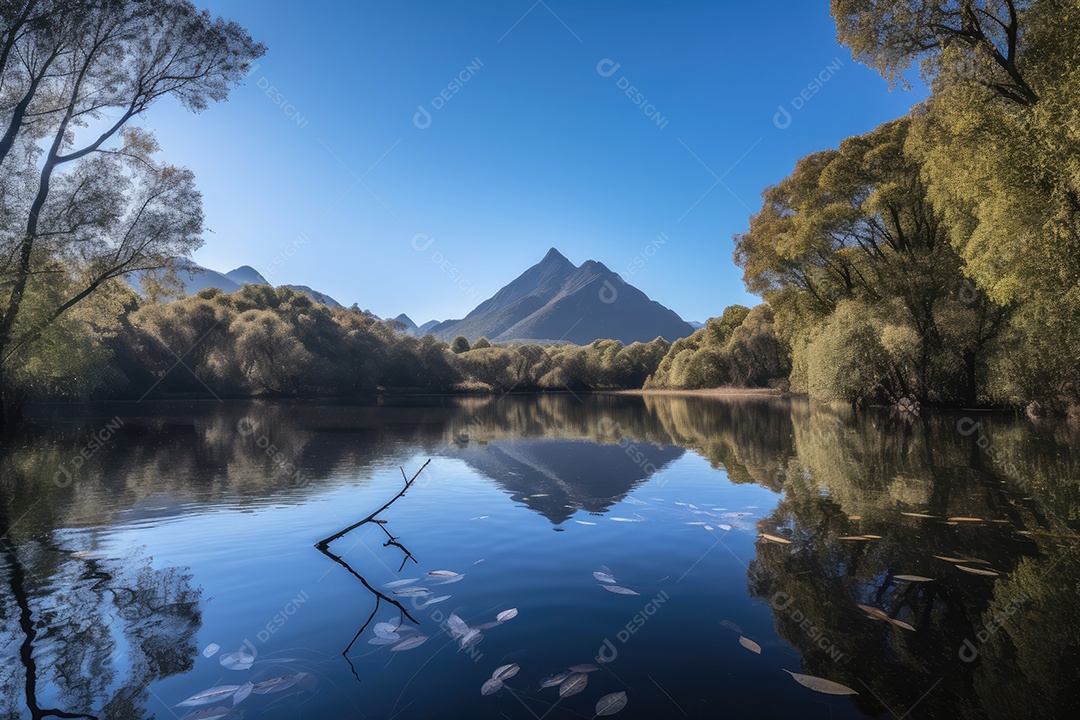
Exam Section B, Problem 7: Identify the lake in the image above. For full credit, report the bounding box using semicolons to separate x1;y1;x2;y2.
2;394;1078;719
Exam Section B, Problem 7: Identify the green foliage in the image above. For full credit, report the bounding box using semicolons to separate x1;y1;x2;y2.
472;336;492;349
646;304;788;390
450;335;471;354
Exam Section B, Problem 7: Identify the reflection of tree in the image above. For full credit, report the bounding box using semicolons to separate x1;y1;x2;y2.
747;404;1080;719
0;509;201;719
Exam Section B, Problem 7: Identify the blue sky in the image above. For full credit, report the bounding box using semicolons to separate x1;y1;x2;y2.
146;0;924;324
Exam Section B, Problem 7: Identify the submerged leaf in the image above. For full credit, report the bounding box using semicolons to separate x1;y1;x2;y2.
595;691;628;716
252;673;308;695
492;663;520;681
232;682;253;705
496;608;518;622
218;653;254;671
956;565;1000;577
738;636;762;654
390;635;428;651
180;708;230;720
373;622;402;639
460;629;484;648
481;678;503;696
417;594;451;608
600;584;640;595
539;672;569;688
568;663;599;673
447;614;470;638
784;670;858;695
476;620;503;630
176;686;241;707
559;673;588;697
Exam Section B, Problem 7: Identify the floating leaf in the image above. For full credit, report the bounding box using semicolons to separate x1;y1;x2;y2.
201;643;220;659
856;604;890;621
392;587;431;596
559;673;588;697
609;517;642;522
784;670;858;695
460;629;484;648
718;524;733;531
218;653;254;671
568;664;599;673
390;635;428;651
738;636;762;654
476;621;503;630
252;673;307;695
481;678;503;696
933;555;968;563
948;517;984;522
956;565;1000;577
894;575;934;583
861;534;883;539
432;574;465;585
176;686;241;707
383;578;420;588
595;691;628;716
600;584;639;595
497;608;519;622
890;618;916;632
427;570;459;577
594;571;617;583
847;515;862;521
373;622;402;639
447;614;470;638
539;672;569;688
181;707;231;720
760;533;792;545
704;525;715;531
575;520;597;525
492;663;520;681
900;512;936;518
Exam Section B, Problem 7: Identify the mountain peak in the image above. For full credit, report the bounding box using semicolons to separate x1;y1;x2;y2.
542;247;571;265
225;265;269;286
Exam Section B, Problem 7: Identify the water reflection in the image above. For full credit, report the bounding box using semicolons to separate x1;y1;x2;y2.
2;395;1078;718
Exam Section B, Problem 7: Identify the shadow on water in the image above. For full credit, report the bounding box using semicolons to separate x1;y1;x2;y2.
1;394;1078;717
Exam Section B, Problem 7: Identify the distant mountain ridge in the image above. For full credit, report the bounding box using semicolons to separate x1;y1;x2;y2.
428;248;693;345
167;263;343;307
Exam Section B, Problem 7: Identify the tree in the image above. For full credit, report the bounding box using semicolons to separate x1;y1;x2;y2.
473;336;492;349
734;117;1005;405
450;335;471;354
834;0;1080;408
0;0;264;425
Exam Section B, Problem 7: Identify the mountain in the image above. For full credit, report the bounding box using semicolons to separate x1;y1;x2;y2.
225;265;269;285
429;248;694;345
394;314;419;333
165;262;342;307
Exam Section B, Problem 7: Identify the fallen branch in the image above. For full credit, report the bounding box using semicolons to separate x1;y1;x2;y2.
313;460;432;679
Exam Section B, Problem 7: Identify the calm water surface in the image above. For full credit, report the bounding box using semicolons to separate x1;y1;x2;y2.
2;395;1079;719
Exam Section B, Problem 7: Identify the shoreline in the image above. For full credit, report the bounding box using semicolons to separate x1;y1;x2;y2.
612;387;784;398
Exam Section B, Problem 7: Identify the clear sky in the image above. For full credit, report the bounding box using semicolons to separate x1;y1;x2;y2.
145;0;924;324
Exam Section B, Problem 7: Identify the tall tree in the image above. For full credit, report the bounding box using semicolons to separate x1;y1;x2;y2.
0;0;263;424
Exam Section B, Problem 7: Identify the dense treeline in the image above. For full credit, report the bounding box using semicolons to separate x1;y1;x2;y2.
42;285;670;400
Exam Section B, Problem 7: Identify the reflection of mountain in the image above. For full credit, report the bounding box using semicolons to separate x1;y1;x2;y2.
448;438;683;524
